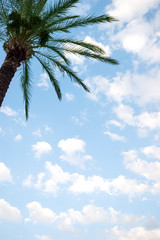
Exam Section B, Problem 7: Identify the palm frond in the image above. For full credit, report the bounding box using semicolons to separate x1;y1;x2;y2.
35;54;62;99
43;0;79;23
62;46;119;64
51;38;105;54
35;44;71;64
20;60;32;120
35;51;90;92
0;0;9;25
21;0;34;18
46;15;80;28
33;0;47;16
49;14;118;32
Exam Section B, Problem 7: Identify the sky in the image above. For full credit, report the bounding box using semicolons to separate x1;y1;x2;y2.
0;0;160;239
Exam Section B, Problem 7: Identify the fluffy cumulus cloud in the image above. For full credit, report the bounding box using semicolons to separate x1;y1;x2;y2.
0;199;21;222
106;0;160;23
23;162;150;198
26;201;109;229
105;0;160;64
123;150;160;181
113;104;160;136
122;148;160;195
23;162;71;196
85;69;160;106
26;201;159;234
0;162;12;183
58;138;92;168
106;226;160;240
26;201;56;224
32;141;52;159
141;145;160;159
56;204;108;232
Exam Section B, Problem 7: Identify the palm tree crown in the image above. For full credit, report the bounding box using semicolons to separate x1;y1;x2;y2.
0;0;118;119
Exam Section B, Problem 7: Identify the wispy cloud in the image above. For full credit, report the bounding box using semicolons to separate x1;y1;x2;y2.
37;73;50;90
0;106;17;116
104;131;125;142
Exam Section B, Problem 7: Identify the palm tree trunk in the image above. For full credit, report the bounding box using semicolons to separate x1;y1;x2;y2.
0;55;20;106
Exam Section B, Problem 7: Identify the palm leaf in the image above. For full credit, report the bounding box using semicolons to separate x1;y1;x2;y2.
37;44;71;64
20;60;32;120
51;38;105;54
43;0;79;23
33;0;47;16
62;46;119;64
49;14;118;32
35;51;90;92
35;54;62;99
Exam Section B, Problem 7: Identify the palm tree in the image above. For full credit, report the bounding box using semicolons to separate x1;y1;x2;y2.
0;0;118;119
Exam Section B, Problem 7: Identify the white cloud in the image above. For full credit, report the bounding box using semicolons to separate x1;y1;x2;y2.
24;162;150;198
69;172;148;198
84;75;110;101
32;141;52;159
0;162;12;183
58;138;92;168
43;162;71;195
37;73;49;90
32;128;42;137
65;93;74;101
0;199;21;222
104;131;125;142
123;150;160;183
26;201;156;234
24;162;71;196
44;125;53;133
122;33;147;53
106;0;160;22
106;2;160;64
0;106;17;116
85;69;160;106
14;134;22;142
105;120;125;129
84;36;111;56
57;204;108;232
35;235;52;240
141;145;160;159
23;174;34;187
106;226;160;240
114;104;135;125
26;201;56;224
114;104;160;135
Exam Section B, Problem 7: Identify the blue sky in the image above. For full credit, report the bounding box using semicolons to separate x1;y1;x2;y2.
0;0;160;239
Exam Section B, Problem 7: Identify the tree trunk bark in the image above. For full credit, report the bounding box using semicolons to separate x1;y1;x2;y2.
0;55;20;107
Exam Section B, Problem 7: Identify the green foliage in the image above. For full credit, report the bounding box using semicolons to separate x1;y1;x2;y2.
20;61;32;120
0;0;118;119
